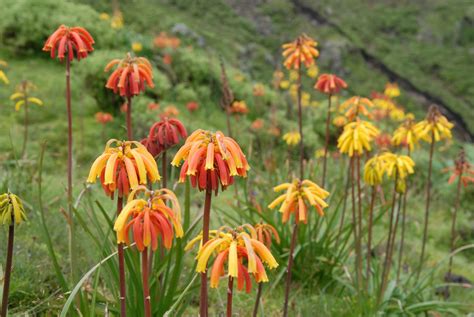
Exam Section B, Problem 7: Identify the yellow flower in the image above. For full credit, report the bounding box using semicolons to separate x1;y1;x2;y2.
279;80;290;90
384;82;400;98
301;92;311;107
363;154;386;186
111;11;124;29
99;13;110;20
333;115;347;127
315;148;325;159
10;81;43;111
392;119;419;151
131;42;143;52
289;70;299;81
339;96;374;121
0;193;27;225
306;64;319;78
379;152;415;192
405;113;415;120
0;60;9;84
268;179;329;223
282;33;319;69
282;131;301;146
390;106;405;121
337;119;380;157
413;106;453;143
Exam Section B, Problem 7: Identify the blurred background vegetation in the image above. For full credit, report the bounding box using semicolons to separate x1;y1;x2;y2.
0;0;473;315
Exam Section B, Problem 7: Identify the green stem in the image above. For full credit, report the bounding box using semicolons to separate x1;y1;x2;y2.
321;94;332;187
283;223;299;317
1;222;14;317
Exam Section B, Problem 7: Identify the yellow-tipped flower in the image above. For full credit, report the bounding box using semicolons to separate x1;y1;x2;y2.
282;33;319;70
337;119;380;157
254;223;280;248
282;131;301;146
363;154;386;186
0;60;9;84
268;179;329;223
188;226;278;291
414;106;453;143
339;96;374;121
0;193;27;225
392;119;419;151
87;139;160;198
10;81;43;111
379;152;415;193
114;186;183;251
390;106;405;121
384;82;400;98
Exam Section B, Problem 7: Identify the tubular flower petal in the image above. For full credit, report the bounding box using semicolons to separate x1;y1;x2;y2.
282;131;301;146
189;226;278;291
253;223;280;248
392;118;419;151
443;149;474;187
413;106;454;144
171;129;249;193
95;112;114;124
113;186;183;251
282;33;319;70
42;25;94;62
229;100;249;115
363;154;386;186
0;193;27;225
142;117;187;157
337;119;380;157
10;81;43;112
87;140;160;198
105;53;154;98
268;178;329;224
314;74;348;95
379;152;415;193
339;96;374;121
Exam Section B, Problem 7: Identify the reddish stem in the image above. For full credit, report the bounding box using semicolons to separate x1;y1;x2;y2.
283;223;298;317
296;67;304;180
117;196;127;317
355;154;363;288
321;94;332;187
397;148;411;281
126;96;133;140
349;157;361;288
200;188;212;317
253;283;263;317
366;186;376;283
1;223;14;317
448;169;463;276
226;276;234;317
142;248;151;317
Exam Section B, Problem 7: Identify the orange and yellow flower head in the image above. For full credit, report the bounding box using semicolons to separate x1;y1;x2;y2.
0;193;27;226
384;82;400;99
254;223;280;248
282;34;319;70
414;106;454;143
339;96;374;121
392;118;419;151
186;226;278;291
337;119;380;157
172;130;250;193
143;117;187;157
315;74;348;95
333;115;347;128
43;25;95;62
105;53;154;98
95;112;113;125
114;186;183;252
268;179;329;224
444;148;474;187
375;133;392;151
230;100;249;115
87;139;160;198
282;131;301;146
253;83;265;97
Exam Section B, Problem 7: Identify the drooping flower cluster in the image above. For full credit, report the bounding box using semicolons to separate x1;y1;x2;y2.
230;100;249;115
339;96;374;121
254;223;280;248
153;32;181;49
414;106;453;143
172;130;250;192
42;25;95;61
444;149;474;187
114;186;183;252
10;81;43;111
87;139;160;198
268;179;329;223
143;117;187;157
392;118;419;151
337;119;380;157
186;226;278;291
105;53;154;97
282;131;301;146
282;34;319;69
95;112;114;124
364;152;415;191
315;74;348;95
0;193;27;225
384;82;400;99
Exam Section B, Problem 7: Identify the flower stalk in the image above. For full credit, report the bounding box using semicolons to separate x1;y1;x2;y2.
448;160;463;276
283;223;298;317
142;248;151;317
226;276;234;317
117;196;127;317
321;94;332;186
1;222;14;317
200;188;212;317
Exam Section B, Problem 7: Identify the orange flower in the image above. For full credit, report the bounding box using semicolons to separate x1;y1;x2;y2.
253;83;265;97
384;82;400;98
444;149;474;187
105;53;154;98
268;179;329;224
114;186;183;252
163;54;173;65
375;133;392;150
147;102;160;111
186;101;199;113
153;32;181;49
43;25;94;61
339;96;373;121
171;130;250;192
230;100;249;115
87;140;160;198
315;74;348;95
163;105;179;117
143;117;187;157
95;112;113;124
254;223;280;248
282;34;319;69
186;226;278;291
250;119;264;131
